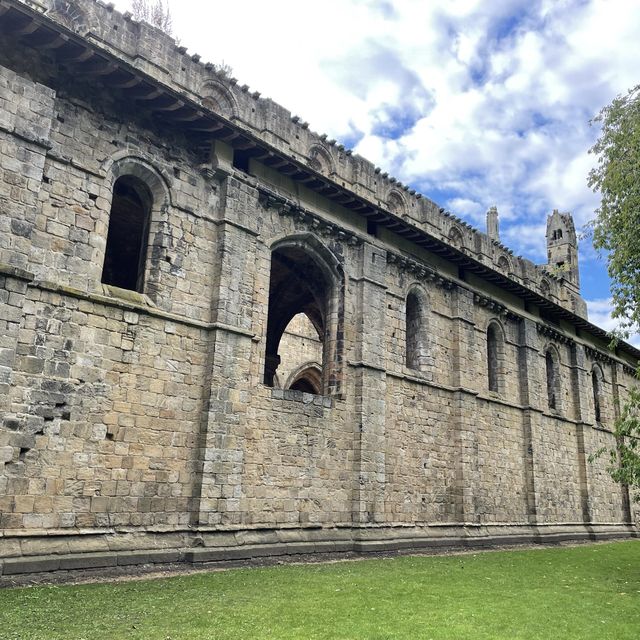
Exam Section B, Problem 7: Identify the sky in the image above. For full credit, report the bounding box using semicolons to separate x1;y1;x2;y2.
115;0;640;342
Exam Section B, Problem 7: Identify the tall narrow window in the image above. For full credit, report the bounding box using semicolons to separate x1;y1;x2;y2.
487;324;499;392
592;368;603;423
546;349;558;411
101;175;152;292
406;289;428;370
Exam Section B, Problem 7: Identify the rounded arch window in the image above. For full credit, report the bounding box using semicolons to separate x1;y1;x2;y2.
101;175;152;292
487;322;503;393
406;288;429;370
591;365;605;424
545;347;561;411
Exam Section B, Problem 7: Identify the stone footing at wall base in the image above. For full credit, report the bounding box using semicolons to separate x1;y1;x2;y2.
1;523;637;579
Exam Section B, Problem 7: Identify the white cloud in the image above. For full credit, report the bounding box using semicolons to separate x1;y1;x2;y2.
447;197;483;220
112;0;639;289
586;299;640;348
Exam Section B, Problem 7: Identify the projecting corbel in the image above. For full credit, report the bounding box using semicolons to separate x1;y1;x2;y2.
205;139;234;179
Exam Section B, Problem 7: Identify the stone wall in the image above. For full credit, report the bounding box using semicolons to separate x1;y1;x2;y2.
276;314;322;390
0;0;637;576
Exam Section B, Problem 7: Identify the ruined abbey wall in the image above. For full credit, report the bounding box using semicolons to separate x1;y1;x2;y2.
0;0;637;576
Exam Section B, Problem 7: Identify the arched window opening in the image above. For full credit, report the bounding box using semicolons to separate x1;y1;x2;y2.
288;365;323;395
406;289;428;370
487;324;500;393
592;367;603;423
101;175;152;292
264;241;340;395
545;349;559;411
277;313;322;394
290;377;317;393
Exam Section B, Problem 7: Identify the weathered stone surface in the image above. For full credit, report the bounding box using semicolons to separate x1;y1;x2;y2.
0;0;637;574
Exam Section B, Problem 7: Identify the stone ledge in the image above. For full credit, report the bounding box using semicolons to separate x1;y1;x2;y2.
270;388;332;407
30;279;255;338
0;263;34;282
1;525;637;578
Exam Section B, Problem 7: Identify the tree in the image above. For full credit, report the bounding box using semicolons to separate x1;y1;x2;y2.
132;0;173;35
588;85;640;503
588;84;640;339
601;389;640;494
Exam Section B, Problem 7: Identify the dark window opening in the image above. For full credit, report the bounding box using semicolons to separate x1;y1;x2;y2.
101;176;152;292
592;370;602;423
546;350;558;411
289;378;318;393
487;324;499;393
233;149;252;173
287;365;323;395
552;229;563;240
556;261;565;269
406;290;428;370
367;219;378;237
540;310;560;327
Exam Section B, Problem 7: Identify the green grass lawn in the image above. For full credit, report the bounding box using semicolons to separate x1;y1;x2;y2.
0;541;638;640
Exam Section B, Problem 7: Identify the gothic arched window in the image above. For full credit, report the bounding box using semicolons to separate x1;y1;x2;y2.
263;236;343;395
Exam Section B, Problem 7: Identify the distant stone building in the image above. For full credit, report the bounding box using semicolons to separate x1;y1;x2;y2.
0;0;637;576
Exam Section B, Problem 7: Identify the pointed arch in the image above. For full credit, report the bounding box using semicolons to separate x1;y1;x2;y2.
264;234;344;395
286;363;323;395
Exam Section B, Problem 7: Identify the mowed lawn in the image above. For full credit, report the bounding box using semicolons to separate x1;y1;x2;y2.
1;541;639;640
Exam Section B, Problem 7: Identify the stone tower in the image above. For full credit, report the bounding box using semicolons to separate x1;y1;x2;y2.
486;206;499;241
546;210;580;292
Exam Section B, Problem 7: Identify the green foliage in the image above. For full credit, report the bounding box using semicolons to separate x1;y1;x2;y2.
588;85;640;337
1;542;639;639
591;386;640;502
588;86;640;498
